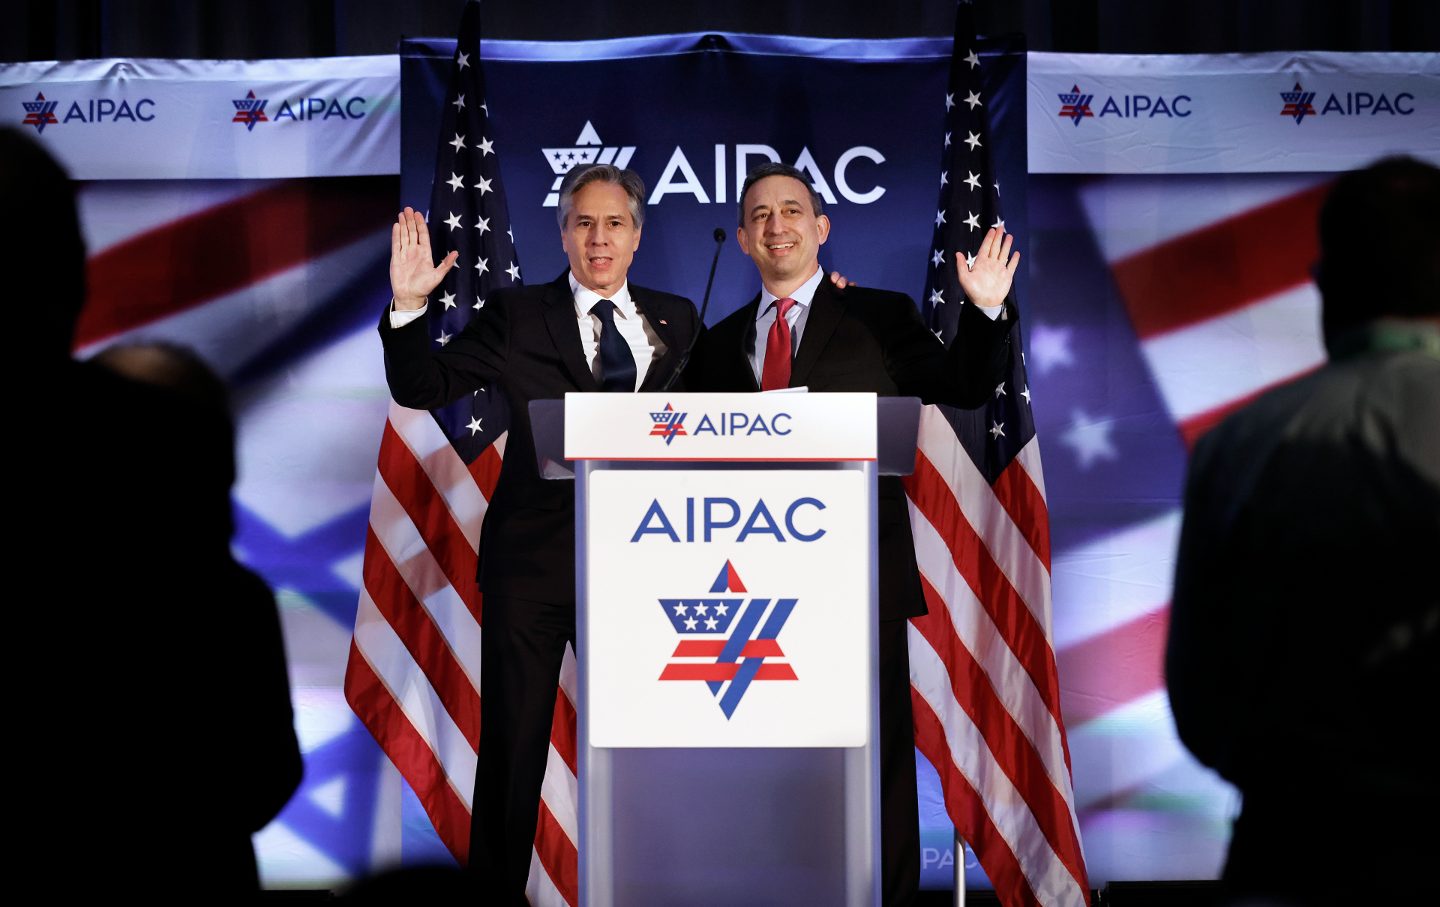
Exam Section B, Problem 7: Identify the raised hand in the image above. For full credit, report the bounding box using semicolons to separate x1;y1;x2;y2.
955;226;1019;310
390;207;459;311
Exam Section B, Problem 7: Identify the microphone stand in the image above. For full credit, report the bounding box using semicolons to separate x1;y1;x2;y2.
660;227;726;392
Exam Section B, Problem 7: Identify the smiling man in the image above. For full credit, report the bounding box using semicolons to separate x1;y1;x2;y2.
687;161;1019;906
382;163;698;903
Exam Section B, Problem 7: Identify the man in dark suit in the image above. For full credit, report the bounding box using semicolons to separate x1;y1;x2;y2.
382;163;698;903
1167;157;1439;906
686;162;1019;905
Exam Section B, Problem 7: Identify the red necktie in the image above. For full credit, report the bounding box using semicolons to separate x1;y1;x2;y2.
760;297;797;391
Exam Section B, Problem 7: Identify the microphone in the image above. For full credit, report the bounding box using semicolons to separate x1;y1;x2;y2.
660;228;726;391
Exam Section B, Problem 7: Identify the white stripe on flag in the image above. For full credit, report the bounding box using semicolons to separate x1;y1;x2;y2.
368;472;484;689
1050;510;1180;651
352;590;477;809
1138;283;1325;422
389;402;490;551
909;625;1089;906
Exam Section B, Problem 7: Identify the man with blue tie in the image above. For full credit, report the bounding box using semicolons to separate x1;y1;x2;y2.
382;163;699;903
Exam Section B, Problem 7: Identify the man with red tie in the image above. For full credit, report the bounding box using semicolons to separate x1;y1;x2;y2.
687;161;1019;906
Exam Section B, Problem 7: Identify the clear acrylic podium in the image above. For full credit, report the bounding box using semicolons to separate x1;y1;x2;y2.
531;392;921;907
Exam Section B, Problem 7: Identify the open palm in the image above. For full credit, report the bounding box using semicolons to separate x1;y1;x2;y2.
955;226;1018;310
390;207;459;310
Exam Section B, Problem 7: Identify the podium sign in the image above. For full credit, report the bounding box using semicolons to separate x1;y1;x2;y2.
587;468;869;748
563;392;881;906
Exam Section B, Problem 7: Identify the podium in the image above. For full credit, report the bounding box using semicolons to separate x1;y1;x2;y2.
532;392;920;906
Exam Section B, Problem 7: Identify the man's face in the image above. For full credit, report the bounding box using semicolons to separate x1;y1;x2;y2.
561;180;642;295
736;175;830;291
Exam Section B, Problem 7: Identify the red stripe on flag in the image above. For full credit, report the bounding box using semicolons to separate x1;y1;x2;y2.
904;454;1068;741
913;577;1089;891
1057;606;1169;728
550;687;578;777
658;663;797;681
377;424;483;622
361;526;481;749
344;641;473;864
77;176;396;347
468;441;505;500
1110;182;1330;340
911;689;1045;907
534;800;579;907
672;640;784;658
991;458;1052;570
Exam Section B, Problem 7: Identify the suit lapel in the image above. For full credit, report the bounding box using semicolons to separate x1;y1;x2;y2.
732;296;762;392
789;279;843;388
539;272;599;391
636;289;682;391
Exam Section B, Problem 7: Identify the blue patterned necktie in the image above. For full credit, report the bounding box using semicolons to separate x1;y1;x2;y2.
591;299;638;392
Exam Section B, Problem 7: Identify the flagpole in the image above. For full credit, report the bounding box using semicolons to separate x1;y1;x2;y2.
954;833;966;907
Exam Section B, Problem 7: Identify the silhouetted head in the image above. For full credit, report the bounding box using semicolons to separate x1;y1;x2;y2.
1316;156;1440;348
0;128;86;361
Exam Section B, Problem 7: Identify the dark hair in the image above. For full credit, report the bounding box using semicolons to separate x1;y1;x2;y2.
738;161;825;226
0;128;86;358
556;163;646;229
1316;156;1440;339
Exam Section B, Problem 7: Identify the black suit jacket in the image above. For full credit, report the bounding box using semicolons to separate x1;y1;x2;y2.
686;280;1014;619
382;271;699;602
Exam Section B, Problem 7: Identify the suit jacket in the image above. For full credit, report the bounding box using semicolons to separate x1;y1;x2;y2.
382;271;699;603
686;280;1015;620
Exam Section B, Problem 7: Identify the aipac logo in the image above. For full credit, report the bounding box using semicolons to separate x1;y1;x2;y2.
1058;84;1094;125
232;90;269;131
649;402;687;445
21;92;59;133
1280;81;1318;124
542;120;636;206
657;560;797;718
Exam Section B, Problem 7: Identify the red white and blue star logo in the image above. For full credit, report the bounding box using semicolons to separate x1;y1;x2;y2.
657;560;796;718
1058;84;1094;126
649;402;687;445
21;92;59;133
1280;81;1317;124
232;90;269;131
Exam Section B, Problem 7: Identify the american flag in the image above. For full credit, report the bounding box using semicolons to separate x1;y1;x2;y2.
907;3;1090;904
342;2;580;904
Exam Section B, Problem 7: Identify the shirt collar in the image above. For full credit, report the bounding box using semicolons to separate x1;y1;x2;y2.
759;265;824;318
570;272;635;319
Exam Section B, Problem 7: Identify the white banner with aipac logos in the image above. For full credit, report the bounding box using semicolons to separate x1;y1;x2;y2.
1029;51;1440;173
586;468;871;748
0;56;398;179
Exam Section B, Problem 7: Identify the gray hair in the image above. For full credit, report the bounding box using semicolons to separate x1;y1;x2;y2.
738;161;825;226
556;163;647;229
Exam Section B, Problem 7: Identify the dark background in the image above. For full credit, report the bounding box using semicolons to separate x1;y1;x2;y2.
7;0;1438;61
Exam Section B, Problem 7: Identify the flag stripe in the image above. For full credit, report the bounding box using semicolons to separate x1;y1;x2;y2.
915;409;1054;631
905;452;1066;733
389;403;491;551
991;451;1053;570
1055;606;1169;728
910;623;1089;905
362;523;482;747
1175;365;1321;450
533;799;579;907
908;520;1079;827
345;641;474;864
366;465;484;692
351;589;478;808
672;640;785;657
1109;182;1329;340
377;422;484;620
78;176;396;346
911;686;1043;907
911;576;1087;888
